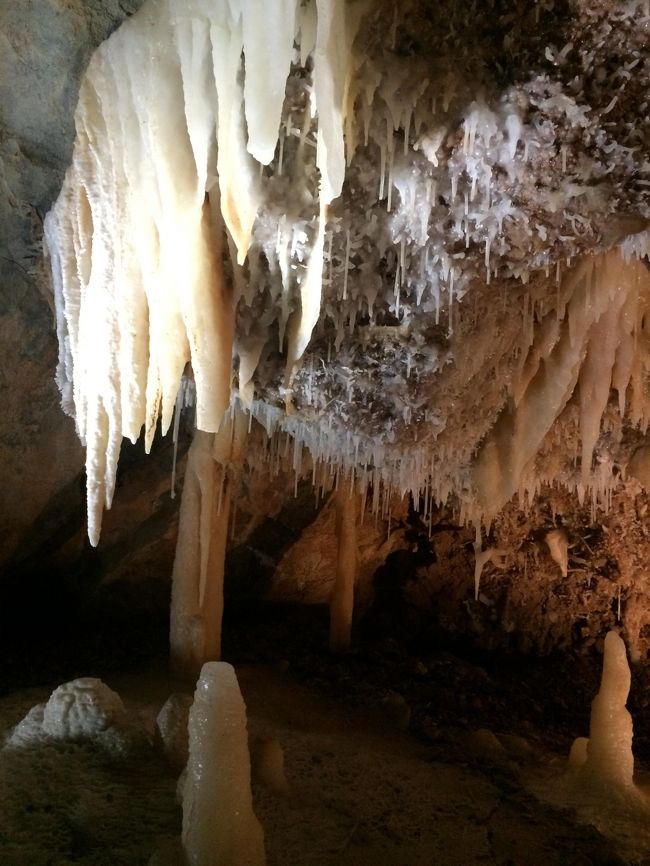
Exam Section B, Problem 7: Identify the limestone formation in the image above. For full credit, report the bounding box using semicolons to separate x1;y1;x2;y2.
41;0;650;554
5;0;650;750
583;631;635;788
329;487;358;652
155;693;193;770
6;677;128;747
182;662;265;866
545;528;569;578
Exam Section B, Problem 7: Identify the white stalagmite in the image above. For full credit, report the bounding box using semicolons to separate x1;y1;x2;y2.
554;631;650;858
583;631;635;788
329;486;357;651
182;662;265;866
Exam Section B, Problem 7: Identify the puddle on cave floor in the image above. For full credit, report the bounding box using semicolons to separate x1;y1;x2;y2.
0;602;647;866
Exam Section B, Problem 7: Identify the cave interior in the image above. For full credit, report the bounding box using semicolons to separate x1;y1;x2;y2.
3;0;650;864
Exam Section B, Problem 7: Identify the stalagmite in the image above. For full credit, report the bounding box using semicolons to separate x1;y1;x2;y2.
577;631;635;789
251;737;290;795
567;631;636;796
329;487;357;651
155;693;193;770
533;631;650;862
567;737;589;771
182;662;265;866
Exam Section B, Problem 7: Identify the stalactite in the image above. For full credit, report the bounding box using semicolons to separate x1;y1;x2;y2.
43;0;650;552
472;252;650;523
44;0;366;546
472;526;508;601
545;528;569;577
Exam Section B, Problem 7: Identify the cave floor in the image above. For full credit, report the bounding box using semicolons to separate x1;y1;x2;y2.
239;664;634;866
0;642;645;866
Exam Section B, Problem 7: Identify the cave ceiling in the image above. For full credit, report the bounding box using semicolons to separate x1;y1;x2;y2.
4;0;650;560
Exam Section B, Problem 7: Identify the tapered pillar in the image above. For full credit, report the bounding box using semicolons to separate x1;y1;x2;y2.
329;486;357;652
585;630;635;787
170;431;230;679
170;409;248;679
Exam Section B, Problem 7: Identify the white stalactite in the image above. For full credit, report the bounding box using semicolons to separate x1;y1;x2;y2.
43;0;650;549
242;0;298;165
545;528;569;577
472;252;650;523
44;0;367;546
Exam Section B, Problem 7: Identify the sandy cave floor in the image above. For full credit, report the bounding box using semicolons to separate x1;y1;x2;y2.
0;631;648;866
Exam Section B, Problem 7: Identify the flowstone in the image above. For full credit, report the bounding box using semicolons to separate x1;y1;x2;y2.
6;677;128;748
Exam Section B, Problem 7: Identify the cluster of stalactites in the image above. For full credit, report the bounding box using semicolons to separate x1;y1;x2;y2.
247;244;650;535
471;246;650;524
44;0;365;545
44;0;650;549
233;234;650;534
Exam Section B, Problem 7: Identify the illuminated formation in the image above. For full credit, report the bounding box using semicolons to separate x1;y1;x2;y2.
44;0;363;546
170;410;248;677
182;662;265;866
44;0;650;663
583;630;635;788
